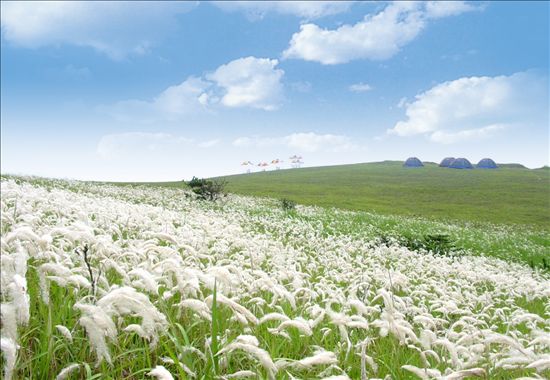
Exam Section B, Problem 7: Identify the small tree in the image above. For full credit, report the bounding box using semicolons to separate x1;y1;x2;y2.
187;176;227;201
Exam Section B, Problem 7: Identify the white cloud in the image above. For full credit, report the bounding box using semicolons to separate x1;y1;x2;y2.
286;132;357;152
388;71;548;143
154;77;212;116
0;2;194;59
213;1;352;20
283;1;478;64
103;57;284;121
290;81;312;93
429;124;505;144
349;83;373;92
64;64;91;80
97;132;193;160
232;132;359;153
207;57;284;110
97;132;225;159
102;76;212;122
232;137;255;147
424;1;478;19
197;139;221;148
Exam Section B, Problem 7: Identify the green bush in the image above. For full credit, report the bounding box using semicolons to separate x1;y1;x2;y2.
421;233;454;256
280;198;297;212
187;177;227;201
379;232;456;256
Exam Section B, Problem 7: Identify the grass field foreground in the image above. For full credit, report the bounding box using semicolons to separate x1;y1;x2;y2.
1;176;549;379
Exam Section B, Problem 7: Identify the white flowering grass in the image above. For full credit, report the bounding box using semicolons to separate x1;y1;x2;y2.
0;176;548;379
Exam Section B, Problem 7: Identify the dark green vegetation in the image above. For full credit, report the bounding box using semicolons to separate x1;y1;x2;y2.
279;198;297;212
219;161;549;228
186;176;227;201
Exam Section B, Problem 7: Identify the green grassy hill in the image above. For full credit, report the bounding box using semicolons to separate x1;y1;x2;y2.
217;161;549;228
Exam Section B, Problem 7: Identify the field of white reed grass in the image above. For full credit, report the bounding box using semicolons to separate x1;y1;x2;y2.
1;177;549;379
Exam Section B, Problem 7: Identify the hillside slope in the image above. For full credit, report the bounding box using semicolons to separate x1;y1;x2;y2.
219;161;550;227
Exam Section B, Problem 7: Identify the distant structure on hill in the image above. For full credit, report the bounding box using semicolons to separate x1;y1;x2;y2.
403;157;424;167
448;157;473;169
289;155;304;168
477;158;498;169
439;157;455;167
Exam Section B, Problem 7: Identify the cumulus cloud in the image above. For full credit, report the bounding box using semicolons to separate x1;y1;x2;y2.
286;132;357;152
232;132;358;153
0;1;194;59
429;124;505;144
97;132;193;160
388;71;548;143
100;77;210;123
424;1;478;19
97;132;224;162
103;57;284;121
207;57;284;110
349;83;373;92
213;1;352;20
283;1;478;64
197;139;221;148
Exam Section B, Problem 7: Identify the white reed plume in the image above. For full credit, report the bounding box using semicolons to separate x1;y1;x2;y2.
55;325;73;343
526;356;550;372
75;303;117;365
0;337;18;380
205;293;259;325
218;336;277;380
148;365;174;380
160;357;196;378
277;349;338;370
0;304;17;341
259;312;290;324
97;286;168;346
129;268;159;294
175;299;212;321
55;363;81;380
181;345;207;362
433;338;460;367
38;263;73;304
401;365;441;379
484;332;532;357
221;370;257;378
271;317;313;337
442;368;486;379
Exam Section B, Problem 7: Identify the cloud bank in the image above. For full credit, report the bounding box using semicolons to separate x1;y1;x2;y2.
213;1;353;20
233;132;359;153
0;1;194;59
104;56;284;121
388;71;548;144
283;1;478;64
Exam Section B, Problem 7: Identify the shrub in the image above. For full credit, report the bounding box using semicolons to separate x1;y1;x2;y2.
529;257;550;272
393;232;456;256
187;176;206;188
422;233;454;256
280;198;297;212
187;177;227;201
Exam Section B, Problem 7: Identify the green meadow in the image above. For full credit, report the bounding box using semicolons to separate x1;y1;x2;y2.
102;161;550;268
219;161;550;228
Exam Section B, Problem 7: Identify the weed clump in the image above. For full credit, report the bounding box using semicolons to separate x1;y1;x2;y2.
379;232;456;256
279;198;297;212
528;257;549;272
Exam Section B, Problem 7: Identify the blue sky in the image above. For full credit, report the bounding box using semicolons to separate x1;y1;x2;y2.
1;1;548;181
